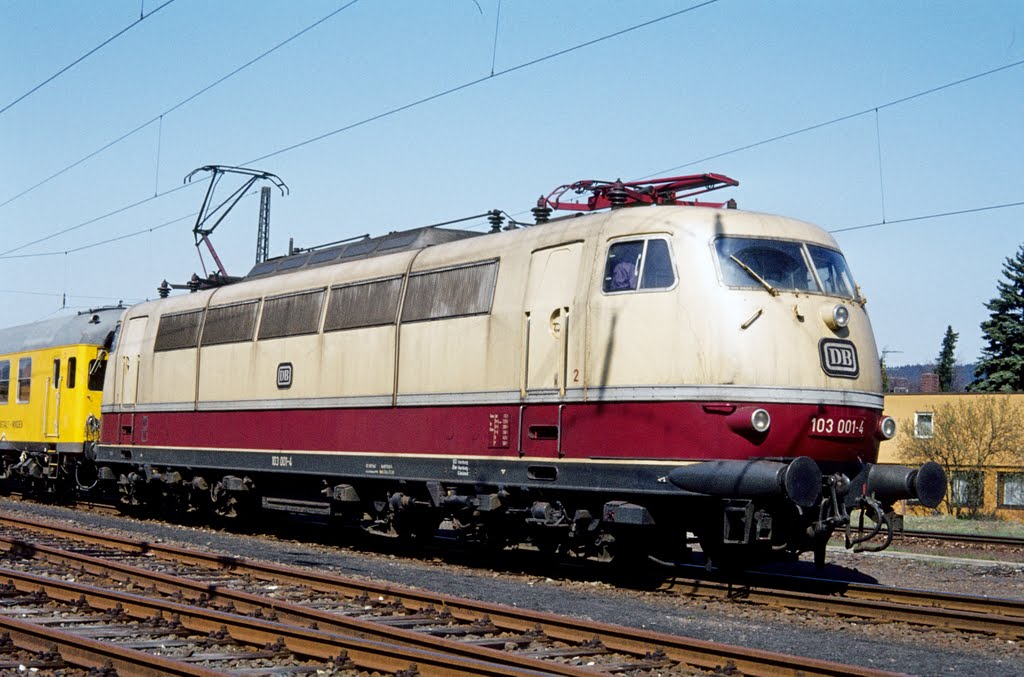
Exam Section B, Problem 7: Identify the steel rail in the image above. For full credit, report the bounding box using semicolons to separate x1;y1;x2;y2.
898;530;1024;548
660;573;1024;638
0;612;223;676
0;511;893;676
0;564;543;676
0;533;595;677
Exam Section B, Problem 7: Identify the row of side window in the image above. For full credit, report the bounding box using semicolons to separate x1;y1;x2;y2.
0;356;105;405
0;358;31;404
155;259;500;352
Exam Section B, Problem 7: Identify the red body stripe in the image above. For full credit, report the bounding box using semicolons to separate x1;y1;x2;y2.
102;401;882;464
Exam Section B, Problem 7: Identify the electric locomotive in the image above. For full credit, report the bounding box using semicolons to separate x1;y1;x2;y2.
84;174;943;566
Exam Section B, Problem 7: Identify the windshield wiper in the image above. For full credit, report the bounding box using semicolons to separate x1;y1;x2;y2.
730;255;779;296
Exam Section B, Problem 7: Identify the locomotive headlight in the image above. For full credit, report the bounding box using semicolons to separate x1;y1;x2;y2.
878;416;897;440
751;408;771;433
825;304;850;330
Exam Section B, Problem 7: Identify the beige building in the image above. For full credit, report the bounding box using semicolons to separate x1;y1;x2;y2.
879;393;1024;521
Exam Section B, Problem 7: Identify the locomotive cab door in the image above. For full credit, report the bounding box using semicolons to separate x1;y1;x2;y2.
115;316;149;444
520;242;583;456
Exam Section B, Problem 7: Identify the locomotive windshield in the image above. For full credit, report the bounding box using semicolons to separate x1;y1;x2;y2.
715;237;859;299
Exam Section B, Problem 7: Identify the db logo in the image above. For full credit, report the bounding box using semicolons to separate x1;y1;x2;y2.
277;362;293;389
819;339;859;378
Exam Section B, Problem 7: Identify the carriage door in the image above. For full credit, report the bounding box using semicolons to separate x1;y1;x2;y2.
520;242;583;456
116;316;149;444
44;358;61;438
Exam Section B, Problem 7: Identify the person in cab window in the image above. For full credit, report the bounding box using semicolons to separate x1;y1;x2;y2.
606;241;643;291
611;259;638;290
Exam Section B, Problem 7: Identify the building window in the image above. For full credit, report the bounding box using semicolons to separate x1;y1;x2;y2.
325;277;403;331
950;471;984;509
17;357;31;403
999;473;1024;508
154;309;204;352
0;360;9;403
258;289;326;340
913;412;934;438
401;260;499;322
603;238;676;292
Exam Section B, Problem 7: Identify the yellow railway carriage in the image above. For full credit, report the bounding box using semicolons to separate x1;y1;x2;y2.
0;307;121;491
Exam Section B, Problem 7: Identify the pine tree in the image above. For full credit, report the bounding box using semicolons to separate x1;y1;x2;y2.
971;243;1024;392
936;325;958;392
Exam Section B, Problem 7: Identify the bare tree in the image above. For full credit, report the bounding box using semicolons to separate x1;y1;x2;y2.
899;395;1024;517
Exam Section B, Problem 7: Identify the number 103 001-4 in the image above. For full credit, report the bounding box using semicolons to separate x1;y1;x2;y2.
809;417;864;437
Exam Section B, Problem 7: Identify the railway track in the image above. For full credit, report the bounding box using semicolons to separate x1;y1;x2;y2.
0;510;892;676
898;529;1024;549
660;566;1024;639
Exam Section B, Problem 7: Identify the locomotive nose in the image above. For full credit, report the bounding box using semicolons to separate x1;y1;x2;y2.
668;456;823;507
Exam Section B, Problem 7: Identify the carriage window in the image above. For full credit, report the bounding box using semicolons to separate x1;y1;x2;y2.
0;360;9;403
87;359;106;391
67;357;77;389
258;289;326;339
325;277;402;331
52;358;61;388
202;300;258;346
603;238;676;293
716;237;816;293
17;357;31;403
807;244;859;300
154;309;203;352
401;260;499;322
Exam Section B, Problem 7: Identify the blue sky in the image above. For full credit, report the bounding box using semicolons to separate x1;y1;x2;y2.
1;0;1022;368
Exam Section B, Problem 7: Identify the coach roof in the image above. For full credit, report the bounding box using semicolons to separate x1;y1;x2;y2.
0;306;122;355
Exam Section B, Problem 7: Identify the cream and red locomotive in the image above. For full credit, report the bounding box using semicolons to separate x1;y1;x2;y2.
6;175;946;565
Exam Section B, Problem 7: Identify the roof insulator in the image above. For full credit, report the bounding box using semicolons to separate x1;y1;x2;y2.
532;197;552;224
487;210;504;233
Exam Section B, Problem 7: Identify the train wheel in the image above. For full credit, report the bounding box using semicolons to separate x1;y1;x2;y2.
393;510;440;543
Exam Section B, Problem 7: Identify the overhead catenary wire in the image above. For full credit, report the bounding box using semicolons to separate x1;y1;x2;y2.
0;0;179;117
641;57;1024;179
0;183;196;259
0;288;139;303
243;0;720;166
830;200;1024;234
5;3;1021;262
0;208;203;260
0;1;717;259
0;0;363;212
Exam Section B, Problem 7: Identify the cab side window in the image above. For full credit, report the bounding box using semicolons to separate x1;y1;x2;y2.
87;359;106;392
0;360;9;403
603;238;676;293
